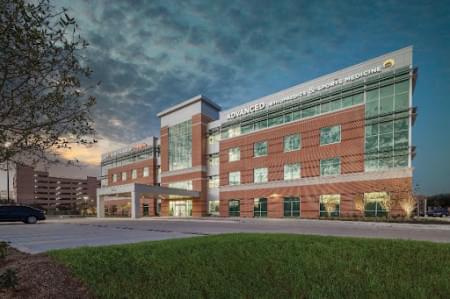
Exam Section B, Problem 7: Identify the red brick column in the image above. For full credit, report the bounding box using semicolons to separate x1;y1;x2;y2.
268;194;283;218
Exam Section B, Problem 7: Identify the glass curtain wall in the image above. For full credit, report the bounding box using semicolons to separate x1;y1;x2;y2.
365;79;410;171
169;120;192;171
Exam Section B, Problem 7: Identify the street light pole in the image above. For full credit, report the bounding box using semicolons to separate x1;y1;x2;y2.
6;159;10;203
4;141;12;203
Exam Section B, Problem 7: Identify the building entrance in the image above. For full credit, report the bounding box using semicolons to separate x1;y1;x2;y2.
169;200;192;217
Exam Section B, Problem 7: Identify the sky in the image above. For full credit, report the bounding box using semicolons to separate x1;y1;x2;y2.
1;0;450;196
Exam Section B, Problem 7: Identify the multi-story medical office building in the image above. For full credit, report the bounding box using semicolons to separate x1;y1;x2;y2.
97;46;417;219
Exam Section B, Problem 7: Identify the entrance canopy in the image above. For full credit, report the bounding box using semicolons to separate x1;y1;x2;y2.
97;183;200;218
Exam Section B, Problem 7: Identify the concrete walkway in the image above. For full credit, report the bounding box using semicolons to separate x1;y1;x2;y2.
1;217;449;253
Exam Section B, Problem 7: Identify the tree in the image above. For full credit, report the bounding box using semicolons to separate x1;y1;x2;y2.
0;0;96;167
399;193;417;219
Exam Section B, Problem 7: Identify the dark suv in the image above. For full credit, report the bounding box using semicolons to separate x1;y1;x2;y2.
0;205;46;224
427;207;449;217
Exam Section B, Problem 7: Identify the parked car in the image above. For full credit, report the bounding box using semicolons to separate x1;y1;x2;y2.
426;207;449;217
0;205;46;224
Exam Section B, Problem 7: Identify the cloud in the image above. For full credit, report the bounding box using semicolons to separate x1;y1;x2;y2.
56;137;127;166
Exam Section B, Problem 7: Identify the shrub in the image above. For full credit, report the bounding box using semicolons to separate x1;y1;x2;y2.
0;268;18;289
0;242;7;260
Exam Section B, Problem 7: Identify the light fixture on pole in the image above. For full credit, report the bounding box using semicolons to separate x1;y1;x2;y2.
4;142;12;203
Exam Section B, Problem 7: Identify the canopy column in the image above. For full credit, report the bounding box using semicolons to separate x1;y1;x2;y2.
97;194;104;218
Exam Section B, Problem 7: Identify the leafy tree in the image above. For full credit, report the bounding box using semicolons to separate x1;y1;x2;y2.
0;0;97;166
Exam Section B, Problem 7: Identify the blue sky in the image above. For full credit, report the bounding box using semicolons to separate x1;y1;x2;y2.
2;0;450;195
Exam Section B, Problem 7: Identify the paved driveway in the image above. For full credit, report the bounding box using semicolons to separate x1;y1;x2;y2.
1;218;449;253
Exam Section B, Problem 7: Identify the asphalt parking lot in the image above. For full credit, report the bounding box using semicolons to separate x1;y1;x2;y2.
1;217;449;253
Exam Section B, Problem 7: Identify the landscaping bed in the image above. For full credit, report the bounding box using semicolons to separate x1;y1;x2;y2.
49;234;450;299
0;242;92;299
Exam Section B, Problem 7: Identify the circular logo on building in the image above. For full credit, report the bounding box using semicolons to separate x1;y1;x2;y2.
383;59;395;68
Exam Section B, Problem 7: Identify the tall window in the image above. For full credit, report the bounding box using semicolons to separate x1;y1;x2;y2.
254;168;268;183
254;198;267;217
121;171;127;181
131;169;137;179
284;197;300;217
254;141;268;157
169;120;192;171
320;158;341;176
228;147;240;162
229;171;240;185
320;125;341;145
320;194;340;217
208;175;219;188
229;200;240;217
208;132;220;144
208;154;219;167
365;80;410;171
112;174;117;183
284;134;301;152
284;163;301;180
143;167;149;177
208;200;219;215
364;192;389;217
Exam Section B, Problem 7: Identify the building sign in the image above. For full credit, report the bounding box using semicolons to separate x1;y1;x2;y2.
226;103;266;120
226;61;394;120
101;138;154;161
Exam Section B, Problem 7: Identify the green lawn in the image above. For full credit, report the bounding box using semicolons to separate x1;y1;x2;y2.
49;234;450;299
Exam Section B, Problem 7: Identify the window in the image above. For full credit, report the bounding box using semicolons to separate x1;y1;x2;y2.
208;175;219;188
254;198;267;217
169;120;192;171
284;163;301;180
320;125;341;145
254;168;268;183
208;154;219;167
364;192;389;217
208;132;220;144
254;141;268;157
284;134;301;152
208;200;219;215
222;125;240;139
131;169;137;179
112;174;117;183
121;172;127;181
284;197;300;217
229;171;240;185
229;200;240;217
143;167;149;177
320;194;340;217
228;147;240;162
168;180;193;190
320;158;341;176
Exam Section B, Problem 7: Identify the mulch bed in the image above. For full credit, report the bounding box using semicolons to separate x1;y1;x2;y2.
0;245;93;299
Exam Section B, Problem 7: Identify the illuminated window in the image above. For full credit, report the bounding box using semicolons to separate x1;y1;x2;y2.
131;169;137;179
364;192;389;217
169;120;192;171
208;200;219;215
320;194;340;217
143;167;149;177
112;174;117;183
254;198;267;217
121;172;127;181
168;181;193;190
